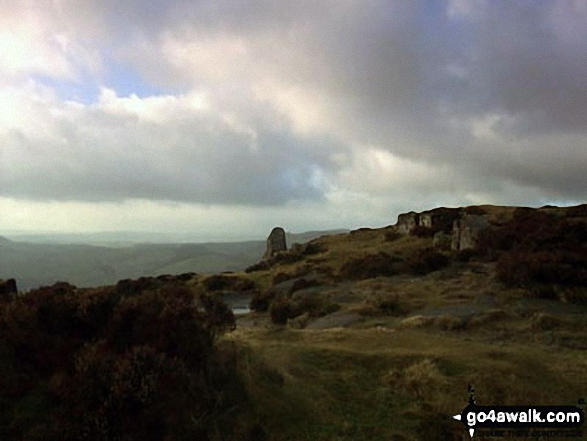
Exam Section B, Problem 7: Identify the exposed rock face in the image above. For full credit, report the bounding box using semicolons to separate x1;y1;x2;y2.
263;227;287;260
419;213;433;229
419;208;461;233
433;231;452;251
397;212;419;235
395;206;491;251
0;278;17;300
397;208;461;235
451;215;490;251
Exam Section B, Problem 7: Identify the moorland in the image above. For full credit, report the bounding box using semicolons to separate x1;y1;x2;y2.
1;204;586;440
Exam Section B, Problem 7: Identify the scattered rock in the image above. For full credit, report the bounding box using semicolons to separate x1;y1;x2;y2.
288;312;310;329
269;274;325;297
305;312;362;329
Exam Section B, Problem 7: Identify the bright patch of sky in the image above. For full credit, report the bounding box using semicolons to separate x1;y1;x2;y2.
32;74;99;104
104;61;184;100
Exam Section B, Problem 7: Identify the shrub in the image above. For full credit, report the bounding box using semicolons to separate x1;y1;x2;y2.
403;248;449;275
290;290;339;318
340;252;401;280
463;206;487;215
291;240;326;256
455;248;476;262
176;272;197;281
566;204;587;217
287;312;310;329
290;277;320;293
268;251;302;265
0;280;242;440
202;275;233;291
383;230;401;242
398;315;435;329
269;297;291;325
496;250;587;288
531;313;564;331
245;261;270;273
272;272;296;285
272;264;319;286
383;359;446;398
203;275;256;292
409;225;435;238
434;315;464;331
350;227;374;235
249;290;273;312
362;293;405;316
116;277;160;295
466;309;507;328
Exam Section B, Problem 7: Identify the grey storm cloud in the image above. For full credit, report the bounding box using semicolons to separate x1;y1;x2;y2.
1;0;586;207
0;104;342;204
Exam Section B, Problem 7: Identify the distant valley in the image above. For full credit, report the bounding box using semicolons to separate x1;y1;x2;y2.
0;230;347;291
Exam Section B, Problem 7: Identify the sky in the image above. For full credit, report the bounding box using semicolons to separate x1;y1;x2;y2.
0;0;586;241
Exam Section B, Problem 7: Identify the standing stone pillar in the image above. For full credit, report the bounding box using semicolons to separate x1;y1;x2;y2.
263;227;287;260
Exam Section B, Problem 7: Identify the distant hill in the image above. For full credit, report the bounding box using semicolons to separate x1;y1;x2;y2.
0;229;347;292
0;236;12;246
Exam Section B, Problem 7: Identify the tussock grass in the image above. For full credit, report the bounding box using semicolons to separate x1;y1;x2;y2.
224;326;586;440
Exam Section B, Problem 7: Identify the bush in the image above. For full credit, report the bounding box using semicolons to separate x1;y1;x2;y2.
246;241;327;274
455;248;476;262
269;297;291;325
383;359;446;398
0;280;242;440
249;290;273;312
290;277;320;293
383;230;401;242
340;252;401;280
362;293;405;316
566;204;587;217
290;291;339;318
290;240;326;256
496;250;587;288
403;248;449;275
203;275;256;292
409;225;435;238
532;313;565;331
434;315;464;331
287;312;310;329
245;261;270;273
269;251;303;265
272;272;296;285
398;315;435;329
463;206;487;215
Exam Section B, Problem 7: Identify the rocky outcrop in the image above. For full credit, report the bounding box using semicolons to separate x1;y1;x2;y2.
0;278;17;300
451;215;490;251
263;227;287;260
419;208;461;233
397;208;460;235
397;212;419;234
432;231;452;251
395;207;491;251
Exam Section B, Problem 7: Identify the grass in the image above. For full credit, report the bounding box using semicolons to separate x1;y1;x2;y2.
223;209;587;440
224;326;587;440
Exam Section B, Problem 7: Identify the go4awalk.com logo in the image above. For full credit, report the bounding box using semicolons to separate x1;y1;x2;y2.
452;385;585;438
